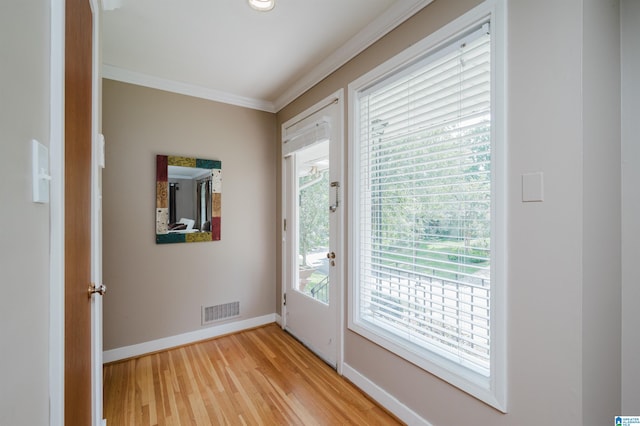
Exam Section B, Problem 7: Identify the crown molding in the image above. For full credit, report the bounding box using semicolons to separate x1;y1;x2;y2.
102;64;277;113
272;0;433;112
102;0;432;113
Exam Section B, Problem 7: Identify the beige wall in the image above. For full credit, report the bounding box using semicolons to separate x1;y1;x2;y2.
102;80;277;350
621;0;640;413
0;1;51;425
278;0;622;424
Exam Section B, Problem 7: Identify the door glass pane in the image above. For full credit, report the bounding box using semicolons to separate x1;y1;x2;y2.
296;140;330;304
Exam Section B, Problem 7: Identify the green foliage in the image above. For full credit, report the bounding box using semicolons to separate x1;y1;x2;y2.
298;169;330;266
368;117;491;278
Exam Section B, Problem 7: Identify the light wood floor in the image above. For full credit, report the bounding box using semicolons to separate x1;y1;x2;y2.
103;323;403;425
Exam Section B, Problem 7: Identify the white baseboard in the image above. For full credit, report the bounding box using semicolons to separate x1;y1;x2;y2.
342;363;432;426
275;313;282;326
103;313;276;363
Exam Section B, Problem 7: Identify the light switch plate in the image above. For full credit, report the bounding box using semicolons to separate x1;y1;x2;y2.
32;139;50;203
522;172;544;202
98;133;106;168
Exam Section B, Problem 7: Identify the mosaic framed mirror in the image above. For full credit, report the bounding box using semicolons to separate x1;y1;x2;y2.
156;155;222;244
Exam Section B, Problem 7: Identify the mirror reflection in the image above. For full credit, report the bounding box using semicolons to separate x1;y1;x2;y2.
156;155;222;244
167;165;212;232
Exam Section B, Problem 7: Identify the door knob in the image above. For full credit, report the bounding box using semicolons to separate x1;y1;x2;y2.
327;251;336;266
88;283;107;297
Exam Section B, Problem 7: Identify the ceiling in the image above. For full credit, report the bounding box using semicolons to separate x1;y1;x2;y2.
101;0;431;112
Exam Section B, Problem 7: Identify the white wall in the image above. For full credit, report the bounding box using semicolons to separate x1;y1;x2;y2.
0;1;51;425
621;0;640;413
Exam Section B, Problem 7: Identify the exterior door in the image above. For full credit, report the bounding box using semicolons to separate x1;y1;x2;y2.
282;94;343;367
65;0;95;424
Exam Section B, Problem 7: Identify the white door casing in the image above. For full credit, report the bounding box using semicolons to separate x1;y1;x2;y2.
49;1;65;424
90;0;105;424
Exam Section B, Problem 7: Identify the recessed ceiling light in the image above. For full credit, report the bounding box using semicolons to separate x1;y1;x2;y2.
248;0;275;12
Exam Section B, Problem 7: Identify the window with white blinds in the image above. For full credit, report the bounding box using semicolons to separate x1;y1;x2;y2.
349;10;504;407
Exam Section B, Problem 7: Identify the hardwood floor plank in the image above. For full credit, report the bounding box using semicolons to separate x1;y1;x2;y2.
104;324;403;425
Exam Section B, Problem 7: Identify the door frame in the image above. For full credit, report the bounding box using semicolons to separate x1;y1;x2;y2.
280;89;345;375
49;1;65;424
49;1;102;424
89;0;104;424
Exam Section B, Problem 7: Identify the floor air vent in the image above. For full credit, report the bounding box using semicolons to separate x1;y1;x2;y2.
202;301;240;325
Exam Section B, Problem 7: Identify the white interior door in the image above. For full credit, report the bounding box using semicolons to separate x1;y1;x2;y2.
282;93;343;368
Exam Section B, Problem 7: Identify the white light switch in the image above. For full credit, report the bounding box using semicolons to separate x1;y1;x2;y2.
32;139;51;203
98;133;106;168
522;172;544;202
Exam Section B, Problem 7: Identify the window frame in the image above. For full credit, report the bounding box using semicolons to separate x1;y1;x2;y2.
347;0;507;411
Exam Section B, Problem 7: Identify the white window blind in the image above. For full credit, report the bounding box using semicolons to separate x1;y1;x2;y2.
355;25;492;375
283;119;331;156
